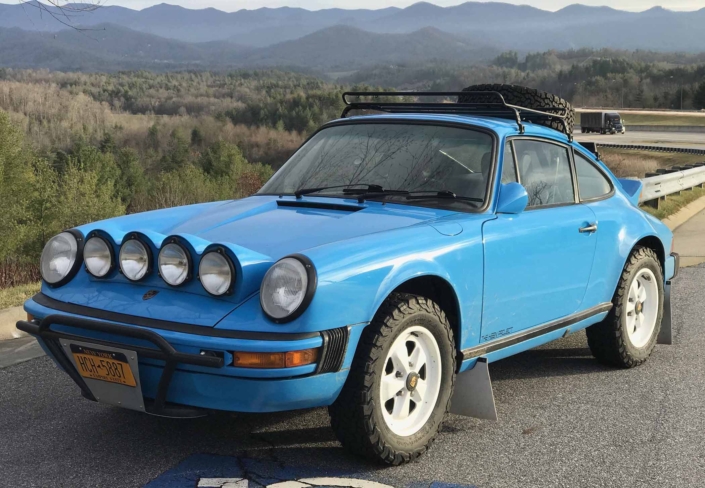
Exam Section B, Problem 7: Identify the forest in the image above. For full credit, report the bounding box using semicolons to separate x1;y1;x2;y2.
2;48;705;289
347;49;705;110
0;69;343;287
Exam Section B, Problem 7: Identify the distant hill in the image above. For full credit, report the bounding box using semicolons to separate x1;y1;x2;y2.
0;24;251;71
240;26;496;70
0;23;493;72
1;1;705;52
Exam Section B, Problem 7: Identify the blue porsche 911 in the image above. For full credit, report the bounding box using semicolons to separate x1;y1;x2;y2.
18;85;679;465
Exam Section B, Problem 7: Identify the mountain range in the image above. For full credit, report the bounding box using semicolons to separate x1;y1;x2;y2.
1;1;705;72
2;1;705;51
0;23;496;71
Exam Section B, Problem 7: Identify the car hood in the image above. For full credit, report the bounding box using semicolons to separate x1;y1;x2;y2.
80;195;458;260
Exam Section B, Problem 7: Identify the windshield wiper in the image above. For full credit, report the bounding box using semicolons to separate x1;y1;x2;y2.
353;189;410;203
294;183;382;198
405;191;484;204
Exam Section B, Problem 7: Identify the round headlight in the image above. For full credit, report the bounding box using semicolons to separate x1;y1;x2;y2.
159;243;190;286
40;232;79;285
199;251;233;296
84;237;113;278
260;257;316;322
119;238;150;281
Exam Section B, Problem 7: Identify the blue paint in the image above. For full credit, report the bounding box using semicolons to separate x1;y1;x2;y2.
496;182;528;214
27;112;675;416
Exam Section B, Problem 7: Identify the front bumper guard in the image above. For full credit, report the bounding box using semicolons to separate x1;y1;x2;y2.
17;314;224;417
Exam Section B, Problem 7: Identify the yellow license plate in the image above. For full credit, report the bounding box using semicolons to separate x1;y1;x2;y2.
70;344;137;387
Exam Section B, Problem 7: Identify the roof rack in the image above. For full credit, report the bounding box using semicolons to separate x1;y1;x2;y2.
341;91;572;139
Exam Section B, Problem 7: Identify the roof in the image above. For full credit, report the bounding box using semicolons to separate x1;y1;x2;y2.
330;113;573;143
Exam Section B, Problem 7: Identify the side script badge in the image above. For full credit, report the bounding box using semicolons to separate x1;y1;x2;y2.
143;290;159;301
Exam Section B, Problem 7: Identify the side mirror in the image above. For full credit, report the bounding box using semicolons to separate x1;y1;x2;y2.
497;182;528;214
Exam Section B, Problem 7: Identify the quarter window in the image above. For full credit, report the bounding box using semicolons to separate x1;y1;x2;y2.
513;140;575;208
574;151;612;201
501;142;518;184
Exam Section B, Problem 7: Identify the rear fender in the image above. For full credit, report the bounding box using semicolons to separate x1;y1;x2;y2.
618;178;643;207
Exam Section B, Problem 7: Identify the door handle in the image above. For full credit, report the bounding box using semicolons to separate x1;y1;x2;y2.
579;223;598;233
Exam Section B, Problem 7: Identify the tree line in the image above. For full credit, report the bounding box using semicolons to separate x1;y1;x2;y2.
2;53;705;289
344;49;705;110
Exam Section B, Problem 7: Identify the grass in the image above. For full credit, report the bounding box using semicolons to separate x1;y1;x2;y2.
619;113;705;127
641;186;705;220
578;111;705;127
599;148;705;178
0;282;40;310
597;148;705;219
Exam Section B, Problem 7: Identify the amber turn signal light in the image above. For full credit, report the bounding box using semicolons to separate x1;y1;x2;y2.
232;348;319;369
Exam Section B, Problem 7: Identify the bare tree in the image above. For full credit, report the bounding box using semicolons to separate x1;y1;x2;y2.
19;0;104;31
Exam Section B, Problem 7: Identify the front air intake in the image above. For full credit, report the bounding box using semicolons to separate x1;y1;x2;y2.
317;327;350;374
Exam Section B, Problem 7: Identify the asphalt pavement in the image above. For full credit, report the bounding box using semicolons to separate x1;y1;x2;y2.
1;263;704;488
574;131;705;149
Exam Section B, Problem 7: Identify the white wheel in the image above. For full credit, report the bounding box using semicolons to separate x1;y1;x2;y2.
329;294;455;464
379;325;442;437
625;268;659;348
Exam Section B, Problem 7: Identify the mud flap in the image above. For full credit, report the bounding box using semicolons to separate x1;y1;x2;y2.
658;282;672;345
449;357;497;421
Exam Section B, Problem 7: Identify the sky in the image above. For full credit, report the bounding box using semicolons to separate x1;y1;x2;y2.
88;0;705;11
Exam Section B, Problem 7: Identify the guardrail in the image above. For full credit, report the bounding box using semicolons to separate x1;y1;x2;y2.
599;143;705;155
590;142;705;208
639;162;705;208
576;125;705;134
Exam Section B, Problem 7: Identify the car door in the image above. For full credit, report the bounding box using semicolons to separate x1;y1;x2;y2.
571;148;624;308
480;138;598;342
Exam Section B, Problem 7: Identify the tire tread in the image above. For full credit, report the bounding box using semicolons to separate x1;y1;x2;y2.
328;293;455;465
459;84;575;135
586;246;663;368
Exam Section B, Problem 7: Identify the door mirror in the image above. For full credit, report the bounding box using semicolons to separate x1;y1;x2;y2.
497;182;528;214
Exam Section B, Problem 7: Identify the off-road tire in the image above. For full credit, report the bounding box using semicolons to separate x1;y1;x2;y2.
586;247;664;368
459;84;575;135
328;293;456;465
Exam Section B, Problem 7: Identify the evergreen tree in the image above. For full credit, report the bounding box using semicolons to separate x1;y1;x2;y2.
694;81;705;110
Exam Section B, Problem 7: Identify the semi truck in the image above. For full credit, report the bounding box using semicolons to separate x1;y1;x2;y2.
580;112;625;134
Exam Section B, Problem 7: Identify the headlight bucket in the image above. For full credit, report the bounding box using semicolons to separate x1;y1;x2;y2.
40;230;84;287
119;235;152;282
199;248;235;296
83;235;114;278
158;240;191;287
260;254;317;324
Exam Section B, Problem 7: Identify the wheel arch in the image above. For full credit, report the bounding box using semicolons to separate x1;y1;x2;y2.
632;235;666;272
374;274;463;353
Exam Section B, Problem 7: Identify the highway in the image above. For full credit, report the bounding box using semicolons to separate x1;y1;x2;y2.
2;264;704;488
574;130;705;149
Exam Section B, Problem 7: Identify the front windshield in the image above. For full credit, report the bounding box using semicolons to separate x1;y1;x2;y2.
259;123;494;205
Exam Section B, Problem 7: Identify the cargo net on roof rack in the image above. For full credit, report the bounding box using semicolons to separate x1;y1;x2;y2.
341;87;574;138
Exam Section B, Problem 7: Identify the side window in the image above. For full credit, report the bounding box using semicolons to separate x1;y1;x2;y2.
574;151;612;201
513;140;575;208
501;142;517;184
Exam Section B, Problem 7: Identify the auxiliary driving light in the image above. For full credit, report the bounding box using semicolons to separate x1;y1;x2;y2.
40;231;81;286
199;250;233;296
84;236;113;278
120;237;151;281
159;242;190;286
232;348;319;369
